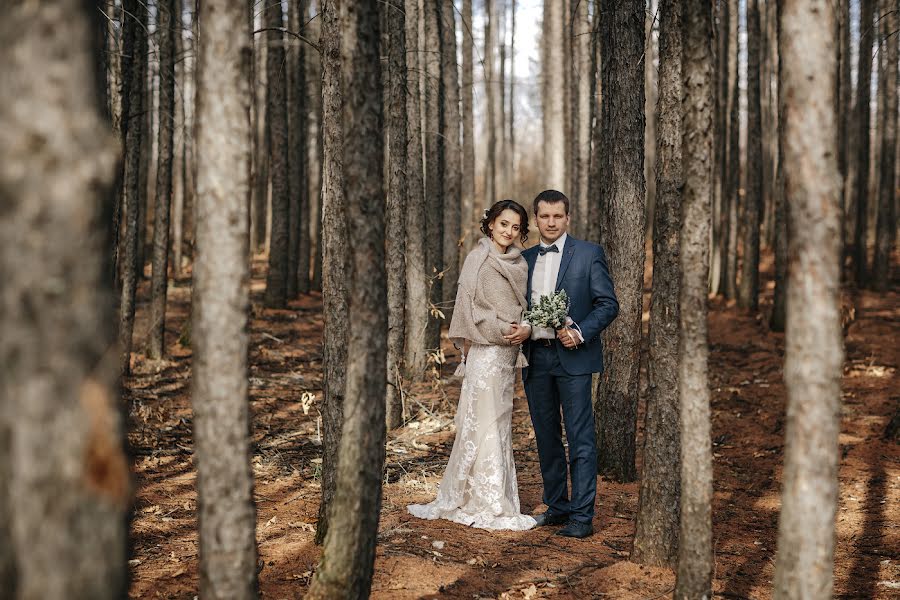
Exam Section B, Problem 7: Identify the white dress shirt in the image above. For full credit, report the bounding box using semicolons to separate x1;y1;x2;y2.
528;232;583;343
531;232;568;306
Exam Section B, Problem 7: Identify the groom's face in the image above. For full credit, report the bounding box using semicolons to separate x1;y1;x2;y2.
535;200;569;244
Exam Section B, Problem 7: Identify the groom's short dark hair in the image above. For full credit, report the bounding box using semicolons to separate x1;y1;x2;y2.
533;189;570;215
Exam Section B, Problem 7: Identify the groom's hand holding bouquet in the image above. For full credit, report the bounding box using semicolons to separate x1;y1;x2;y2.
522;290;583;349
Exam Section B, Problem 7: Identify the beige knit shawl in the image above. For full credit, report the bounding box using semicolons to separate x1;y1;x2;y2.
449;237;529;372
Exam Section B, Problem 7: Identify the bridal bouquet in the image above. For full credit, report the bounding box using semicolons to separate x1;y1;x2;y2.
524;290;571;339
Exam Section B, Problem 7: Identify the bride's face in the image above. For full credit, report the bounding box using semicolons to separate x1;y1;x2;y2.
489;209;522;249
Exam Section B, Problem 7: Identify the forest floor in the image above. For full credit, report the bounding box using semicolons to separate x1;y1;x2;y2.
125;254;899;599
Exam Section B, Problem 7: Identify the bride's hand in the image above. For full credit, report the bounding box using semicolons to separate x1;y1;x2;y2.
504;323;530;345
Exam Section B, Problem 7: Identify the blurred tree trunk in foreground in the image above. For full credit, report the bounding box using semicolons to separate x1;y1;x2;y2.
191;0;259;596
0;2;129;596
675;0;714;595
773;1;843;597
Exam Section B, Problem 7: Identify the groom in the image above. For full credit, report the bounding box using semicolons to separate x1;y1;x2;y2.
505;190;618;538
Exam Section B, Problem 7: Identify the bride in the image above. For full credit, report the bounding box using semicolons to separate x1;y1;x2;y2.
407;199;536;531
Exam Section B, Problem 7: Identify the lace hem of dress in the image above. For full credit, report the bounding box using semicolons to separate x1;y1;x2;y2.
407;502;537;531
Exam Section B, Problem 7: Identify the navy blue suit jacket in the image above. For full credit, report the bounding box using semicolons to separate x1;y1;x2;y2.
522;235;619;379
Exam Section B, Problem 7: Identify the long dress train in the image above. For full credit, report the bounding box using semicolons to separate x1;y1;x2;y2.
407;344;536;531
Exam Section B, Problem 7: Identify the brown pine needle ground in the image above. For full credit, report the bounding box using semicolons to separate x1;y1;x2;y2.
126;255;899;599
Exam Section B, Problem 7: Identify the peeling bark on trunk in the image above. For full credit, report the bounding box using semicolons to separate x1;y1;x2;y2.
306;1;386;597
192;1;258;595
595;0;645;483
632;0;681;568
773;2;842;596
674;0;714;596
148;0;178;359
0;2;129;596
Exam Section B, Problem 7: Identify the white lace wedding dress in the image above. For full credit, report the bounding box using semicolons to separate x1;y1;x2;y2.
407;344;537;531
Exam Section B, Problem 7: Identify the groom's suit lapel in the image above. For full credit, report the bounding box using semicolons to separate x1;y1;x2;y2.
555;236;576;290
525;247;538;306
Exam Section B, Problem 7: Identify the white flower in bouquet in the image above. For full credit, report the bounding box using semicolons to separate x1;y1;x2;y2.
524;289;570;330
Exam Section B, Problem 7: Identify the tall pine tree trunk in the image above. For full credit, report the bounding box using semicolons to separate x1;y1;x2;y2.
773;2;842;596
632;0;681;568
148;0;178;359
872;2;897;290
838;0;851;273
192;1;258;595
738;0;763;311
172;0;185;279
595;0;645;483
315;0;350;545
509;0;517;193
264;0;291;308
770;13;787;333
440;2;461;307
497;1;508;196
485;0;497;205
852;0;874;285
643;0;658;247
119;0;149;374
585;0;603;245
137;41;153;278
296;2;312;295
573;0;592;234
287;0;308;298
251;14;269;254
310;2;325;293
543;0;565;189
723;0;740;300
461;0;476;245
423;0;443;351
404;0;429;381
306;1;386;596
385;0;408;429
711;0;728;295
675;0;714;596
0;2;129;596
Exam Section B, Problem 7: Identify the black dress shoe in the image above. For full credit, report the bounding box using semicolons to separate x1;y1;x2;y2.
555;520;594;538
532;512;569;527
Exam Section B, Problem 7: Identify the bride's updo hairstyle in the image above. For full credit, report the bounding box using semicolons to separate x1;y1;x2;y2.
480;199;530;244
